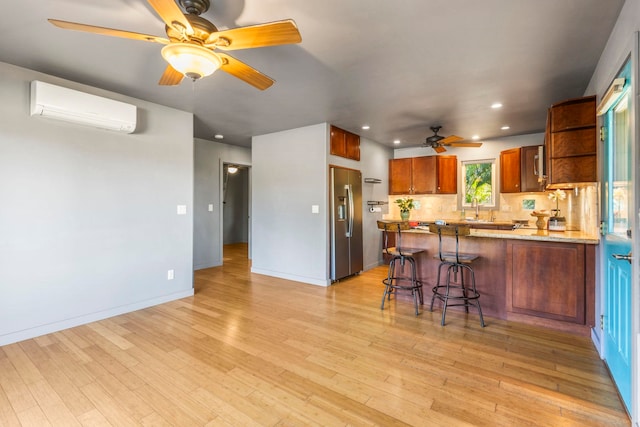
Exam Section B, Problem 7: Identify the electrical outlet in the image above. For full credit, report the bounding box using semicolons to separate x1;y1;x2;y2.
167;269;174;280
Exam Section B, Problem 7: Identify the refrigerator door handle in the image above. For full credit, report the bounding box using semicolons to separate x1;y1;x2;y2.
346;184;354;237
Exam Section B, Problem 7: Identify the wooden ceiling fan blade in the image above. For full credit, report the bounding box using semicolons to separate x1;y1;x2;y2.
147;0;194;36
440;135;464;145
448;142;483;147
217;53;274;90
158;64;184;85
433;145;447;153
48;19;170;44
206;20;301;50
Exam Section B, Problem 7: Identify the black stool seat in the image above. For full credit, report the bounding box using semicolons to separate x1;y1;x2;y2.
428;224;485;327
378;221;424;315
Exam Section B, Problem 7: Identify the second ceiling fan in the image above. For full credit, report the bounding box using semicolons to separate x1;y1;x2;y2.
423;126;482;153
48;0;302;90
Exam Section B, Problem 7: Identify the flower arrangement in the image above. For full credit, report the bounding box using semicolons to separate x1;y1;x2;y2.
547;189;566;216
395;197;415;213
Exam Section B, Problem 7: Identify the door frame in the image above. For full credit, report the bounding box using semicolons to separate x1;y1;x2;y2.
219;159;252;261
597;32;639;423
632;32;640;426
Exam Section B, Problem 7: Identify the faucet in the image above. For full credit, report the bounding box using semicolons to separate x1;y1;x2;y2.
472;197;480;220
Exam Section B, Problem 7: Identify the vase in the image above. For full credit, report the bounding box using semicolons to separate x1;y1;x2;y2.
400;210;410;221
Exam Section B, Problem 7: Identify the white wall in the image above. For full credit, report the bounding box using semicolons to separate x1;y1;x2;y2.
251;124;394;284
0;62;194;345
194;138;251;269
251;123;330;286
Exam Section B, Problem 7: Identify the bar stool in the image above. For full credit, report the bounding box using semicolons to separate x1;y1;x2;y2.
428;224;485;327
377;221;424;315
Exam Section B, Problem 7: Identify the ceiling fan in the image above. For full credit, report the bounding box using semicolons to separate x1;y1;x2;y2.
48;0;302;90
423;126;482;153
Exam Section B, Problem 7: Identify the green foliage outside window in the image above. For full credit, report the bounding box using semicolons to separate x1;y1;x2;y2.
464;162;493;204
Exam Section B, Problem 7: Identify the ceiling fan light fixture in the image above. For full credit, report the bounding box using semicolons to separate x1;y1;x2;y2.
161;43;221;80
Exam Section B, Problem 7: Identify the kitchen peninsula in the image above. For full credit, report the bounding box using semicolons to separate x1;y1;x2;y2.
388;223;598;335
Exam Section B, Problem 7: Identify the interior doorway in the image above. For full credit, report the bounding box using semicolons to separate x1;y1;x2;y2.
222;163;251;262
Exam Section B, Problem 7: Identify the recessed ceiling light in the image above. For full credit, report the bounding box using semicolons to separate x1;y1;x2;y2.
214;134;224;139
393;139;401;145
501;126;510;130
491;102;503;109
471;135;480;140
361;125;370;130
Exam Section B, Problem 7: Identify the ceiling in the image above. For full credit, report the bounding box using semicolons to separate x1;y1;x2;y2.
0;0;625;148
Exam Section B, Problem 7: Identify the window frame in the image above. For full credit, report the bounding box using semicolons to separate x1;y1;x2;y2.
459;158;498;210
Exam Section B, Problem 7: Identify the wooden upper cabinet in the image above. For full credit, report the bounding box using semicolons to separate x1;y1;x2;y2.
500;147;521;193
546;96;597;185
412;156;434;194
389;158;412;194
550;97;596;132
330;125;360;161
521;145;544;192
388;155;457;195
435;155;457;194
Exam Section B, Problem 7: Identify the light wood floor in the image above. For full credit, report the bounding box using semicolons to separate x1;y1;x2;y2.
0;243;630;426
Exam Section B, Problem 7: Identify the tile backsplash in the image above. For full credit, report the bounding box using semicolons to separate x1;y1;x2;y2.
385;183;599;236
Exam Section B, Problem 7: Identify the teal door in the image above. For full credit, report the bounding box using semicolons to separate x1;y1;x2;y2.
602;59;632;413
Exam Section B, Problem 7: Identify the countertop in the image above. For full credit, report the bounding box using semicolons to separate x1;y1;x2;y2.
405;226;599;244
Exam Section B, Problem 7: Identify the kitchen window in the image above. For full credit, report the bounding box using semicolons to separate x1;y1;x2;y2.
460;159;497;208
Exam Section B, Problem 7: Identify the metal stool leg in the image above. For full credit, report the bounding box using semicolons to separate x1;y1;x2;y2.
407;257;419;315
467;267;485;327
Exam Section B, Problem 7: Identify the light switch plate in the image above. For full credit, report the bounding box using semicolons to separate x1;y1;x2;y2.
208;204;213;212
311;205;319;214
177;205;187;215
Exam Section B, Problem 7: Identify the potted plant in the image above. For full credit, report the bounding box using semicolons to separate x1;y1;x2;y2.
548;189;566;217
395;197;415;221
547;189;567;231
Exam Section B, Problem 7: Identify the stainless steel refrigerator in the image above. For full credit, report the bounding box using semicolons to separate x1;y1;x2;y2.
330;167;363;281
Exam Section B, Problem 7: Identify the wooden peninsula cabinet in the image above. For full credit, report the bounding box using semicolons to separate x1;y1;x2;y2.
505;240;595;333
397;229;597;335
545;96;597;185
389;155;457;195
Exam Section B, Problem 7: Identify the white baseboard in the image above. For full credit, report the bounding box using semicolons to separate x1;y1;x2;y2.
250;267;330;287
0;289;194;346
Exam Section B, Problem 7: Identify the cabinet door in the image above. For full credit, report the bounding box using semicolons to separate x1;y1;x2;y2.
500;148;521;193
549;156;597;183
330;126;346;157
550;128;597;157
506;241;585;324
550;96;596;132
389;158;412;194
520;146;544;192
345;131;360;161
412;156;435;194
436;156;457;194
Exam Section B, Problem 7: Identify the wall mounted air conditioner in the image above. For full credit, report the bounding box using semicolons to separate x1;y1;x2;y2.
30;80;137;133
